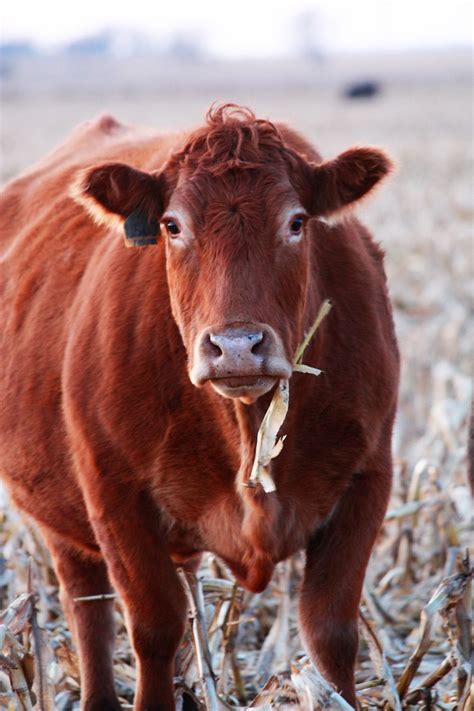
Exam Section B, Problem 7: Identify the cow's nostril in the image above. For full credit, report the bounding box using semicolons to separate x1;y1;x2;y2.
250;333;264;355
206;334;223;358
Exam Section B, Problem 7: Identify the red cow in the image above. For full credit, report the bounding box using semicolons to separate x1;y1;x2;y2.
0;105;399;710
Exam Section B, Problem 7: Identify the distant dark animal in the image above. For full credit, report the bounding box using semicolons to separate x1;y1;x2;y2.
0;105;399;710
344;80;381;99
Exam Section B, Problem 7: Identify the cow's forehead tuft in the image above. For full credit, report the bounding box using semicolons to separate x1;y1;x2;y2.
167;106;302;180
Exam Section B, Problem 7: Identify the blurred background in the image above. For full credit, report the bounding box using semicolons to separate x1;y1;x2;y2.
0;0;472;181
0;1;473;709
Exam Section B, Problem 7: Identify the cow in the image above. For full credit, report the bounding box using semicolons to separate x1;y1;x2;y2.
343;81;381;100
0;105;399;710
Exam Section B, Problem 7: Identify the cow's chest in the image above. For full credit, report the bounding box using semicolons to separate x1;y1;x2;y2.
162;476;319;592
151;415;343;591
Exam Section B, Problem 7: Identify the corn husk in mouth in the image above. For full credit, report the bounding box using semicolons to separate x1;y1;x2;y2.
247;299;332;493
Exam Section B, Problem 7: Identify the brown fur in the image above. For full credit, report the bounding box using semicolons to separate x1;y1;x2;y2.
0;105;399;709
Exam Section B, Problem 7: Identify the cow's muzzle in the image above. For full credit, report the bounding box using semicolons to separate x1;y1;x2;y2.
190;324;292;403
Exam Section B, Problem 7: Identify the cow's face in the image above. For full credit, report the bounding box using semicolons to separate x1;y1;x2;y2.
74;108;391;403
161;169;311;402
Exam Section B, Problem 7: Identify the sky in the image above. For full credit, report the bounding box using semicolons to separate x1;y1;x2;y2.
1;0;472;57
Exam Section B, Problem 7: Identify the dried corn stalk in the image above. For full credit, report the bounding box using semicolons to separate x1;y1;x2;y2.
248;379;290;493
178;570;219;711
0;590;54;710
291;657;355;710
396;563;472;699
248;299;332;493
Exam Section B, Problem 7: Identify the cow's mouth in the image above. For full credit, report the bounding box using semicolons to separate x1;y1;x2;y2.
210;375;277;403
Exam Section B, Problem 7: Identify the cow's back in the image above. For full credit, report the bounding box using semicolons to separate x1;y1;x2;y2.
0;116;179;542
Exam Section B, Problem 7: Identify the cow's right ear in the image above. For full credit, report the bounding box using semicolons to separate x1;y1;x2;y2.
71;163;166;247
307;147;393;218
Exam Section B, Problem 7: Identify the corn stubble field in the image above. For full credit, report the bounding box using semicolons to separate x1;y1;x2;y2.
0;55;472;710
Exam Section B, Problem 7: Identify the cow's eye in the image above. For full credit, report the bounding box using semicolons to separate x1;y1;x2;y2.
289;217;304;234
165;220;181;237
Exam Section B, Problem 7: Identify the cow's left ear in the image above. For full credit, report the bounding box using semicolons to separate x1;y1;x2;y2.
308;147;393;217
71;162;166;247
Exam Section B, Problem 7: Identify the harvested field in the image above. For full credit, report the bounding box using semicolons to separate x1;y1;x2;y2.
0;66;472;709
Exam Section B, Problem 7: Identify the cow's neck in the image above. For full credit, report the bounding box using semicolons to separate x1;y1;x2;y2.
222;398;283;587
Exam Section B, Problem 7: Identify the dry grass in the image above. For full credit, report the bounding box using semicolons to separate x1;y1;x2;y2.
0;73;472;709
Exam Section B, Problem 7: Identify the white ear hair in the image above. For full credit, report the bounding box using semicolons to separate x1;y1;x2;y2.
70;167;125;232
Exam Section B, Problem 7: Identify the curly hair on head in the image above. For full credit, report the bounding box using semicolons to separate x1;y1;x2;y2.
167;103;302;177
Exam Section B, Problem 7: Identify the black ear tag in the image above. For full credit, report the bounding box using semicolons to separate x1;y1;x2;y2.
123;210;159;248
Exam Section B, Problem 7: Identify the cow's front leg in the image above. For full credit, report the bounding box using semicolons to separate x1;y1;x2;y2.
299;453;392;707
44;533;120;711
87;486;187;711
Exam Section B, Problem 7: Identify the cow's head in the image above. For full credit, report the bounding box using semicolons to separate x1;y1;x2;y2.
73;105;392;403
